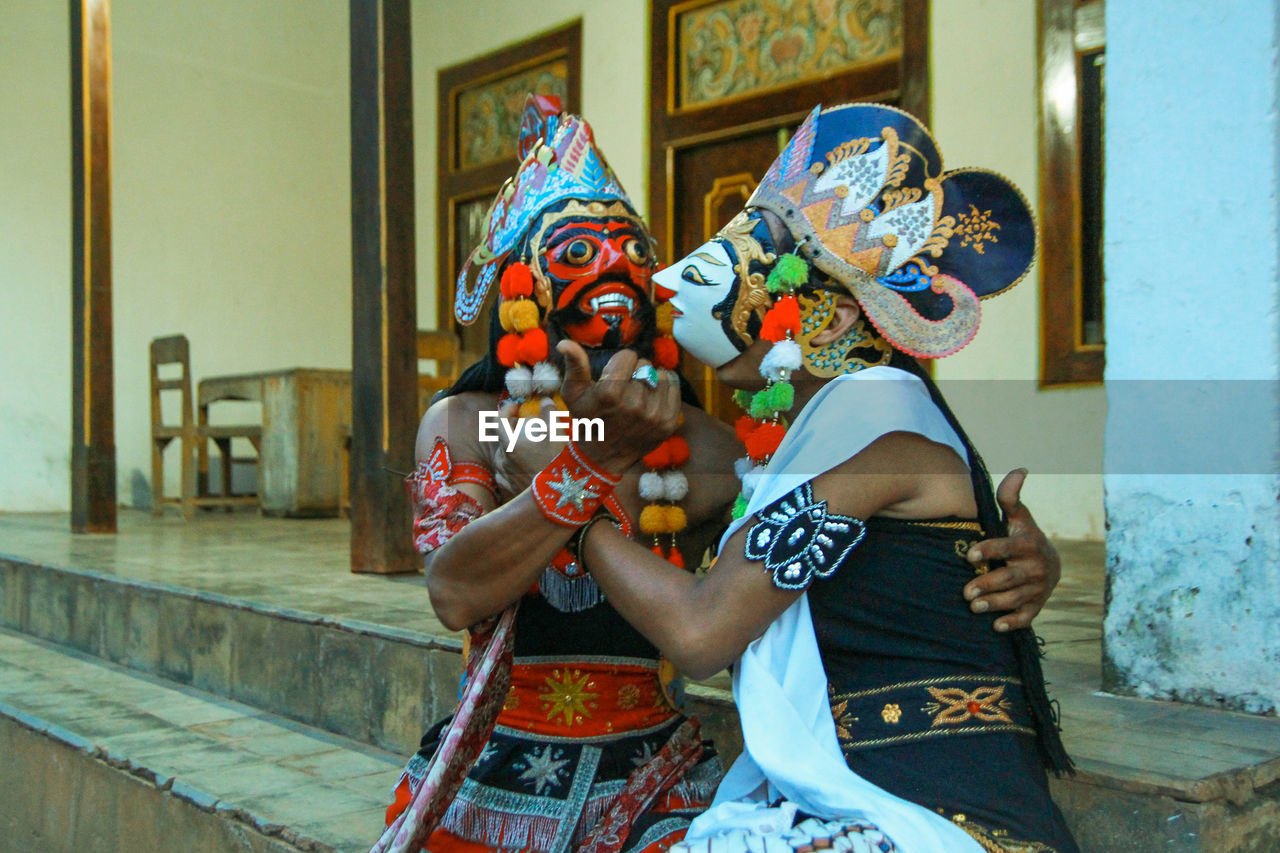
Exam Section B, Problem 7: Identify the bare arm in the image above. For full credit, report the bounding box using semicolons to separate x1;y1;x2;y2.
581;432;962;678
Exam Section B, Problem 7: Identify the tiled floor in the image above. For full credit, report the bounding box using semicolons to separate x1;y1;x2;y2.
3;509;1279;803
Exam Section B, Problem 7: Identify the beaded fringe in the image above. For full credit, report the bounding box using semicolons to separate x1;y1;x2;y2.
539;567;605;612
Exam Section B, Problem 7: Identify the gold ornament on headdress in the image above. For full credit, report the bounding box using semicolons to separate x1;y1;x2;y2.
796;291;893;377
713;210;777;346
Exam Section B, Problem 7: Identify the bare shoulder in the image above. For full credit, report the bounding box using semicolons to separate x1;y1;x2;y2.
415;392;498;466
817;430;975;520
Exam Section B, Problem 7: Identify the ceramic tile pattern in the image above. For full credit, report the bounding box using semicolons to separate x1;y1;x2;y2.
3;510;1279;803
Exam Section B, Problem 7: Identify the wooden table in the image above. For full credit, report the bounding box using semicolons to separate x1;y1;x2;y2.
198;369;352;517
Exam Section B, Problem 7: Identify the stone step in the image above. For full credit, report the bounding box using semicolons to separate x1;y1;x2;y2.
0;551;743;760
0;627;402;852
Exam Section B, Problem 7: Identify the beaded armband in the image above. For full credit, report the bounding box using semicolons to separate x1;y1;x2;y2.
745;481;866;590
531;441;623;527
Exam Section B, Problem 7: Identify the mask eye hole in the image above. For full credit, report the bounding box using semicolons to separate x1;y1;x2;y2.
561;238;598;266
623;237;649;266
681;264;709;285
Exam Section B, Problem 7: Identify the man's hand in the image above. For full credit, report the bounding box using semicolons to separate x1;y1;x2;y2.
491;397;562;497
963;469;1062;632
557;340;681;476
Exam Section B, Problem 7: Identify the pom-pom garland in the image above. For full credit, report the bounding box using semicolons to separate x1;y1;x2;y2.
499;262;534;299
760;339;802;379
639;281;691;569
732;253;812;519
531;361;561;395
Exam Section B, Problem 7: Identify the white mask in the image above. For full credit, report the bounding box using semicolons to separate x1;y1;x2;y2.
654;239;744;368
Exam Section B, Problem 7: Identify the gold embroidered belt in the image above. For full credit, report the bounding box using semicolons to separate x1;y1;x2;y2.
496;658;679;739
829;673;1036;752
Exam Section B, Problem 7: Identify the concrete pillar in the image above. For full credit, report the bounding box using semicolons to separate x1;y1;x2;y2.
1102;0;1280;713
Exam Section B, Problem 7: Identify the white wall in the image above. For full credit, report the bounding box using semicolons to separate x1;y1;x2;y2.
0;1;72;511
1102;0;1280;713
0;0;352;509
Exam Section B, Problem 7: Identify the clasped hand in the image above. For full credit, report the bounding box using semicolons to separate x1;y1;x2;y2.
492;341;683;496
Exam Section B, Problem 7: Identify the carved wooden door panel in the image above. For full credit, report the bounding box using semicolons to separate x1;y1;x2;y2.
649;0;929;424
669;128;789;418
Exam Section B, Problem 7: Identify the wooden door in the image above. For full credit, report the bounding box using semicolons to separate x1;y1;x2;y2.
650;0;930;423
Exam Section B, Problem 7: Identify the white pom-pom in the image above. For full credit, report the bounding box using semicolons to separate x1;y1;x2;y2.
741;465;767;501
662;470;689;501
638;472;665;501
759;339;802;380
734;456;755;479
531;360;561;395
504;365;534;399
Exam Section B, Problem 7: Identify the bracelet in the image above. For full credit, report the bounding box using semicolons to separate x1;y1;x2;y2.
531;441;624;527
571;511;622;576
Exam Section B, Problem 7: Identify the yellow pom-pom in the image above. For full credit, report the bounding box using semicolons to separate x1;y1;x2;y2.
663;505;687;533
518;398;543;418
639;504;669;535
655;303;676;336
499;301;516;331
509;299;541;333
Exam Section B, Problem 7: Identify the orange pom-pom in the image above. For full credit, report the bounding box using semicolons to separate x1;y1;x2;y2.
642;444;671;470
652;543;665;558
496;333;521;367
499;262;534;299
516;328;549;363
760;295;801;342
666;547;685;569
735;415;757;444
518;398;543;418
663;505;687;533
508;299;541;333
744;421;787;461
499;301;516;331
655;302;676;335
640;504;669;535
653;336;680;369
666;435;691;466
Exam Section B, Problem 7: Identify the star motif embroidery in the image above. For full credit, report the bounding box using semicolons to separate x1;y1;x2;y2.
545;469;600;513
515;744;570;795
539;668;599;725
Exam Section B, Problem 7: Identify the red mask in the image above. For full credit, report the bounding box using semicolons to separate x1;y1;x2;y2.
540;218;654;348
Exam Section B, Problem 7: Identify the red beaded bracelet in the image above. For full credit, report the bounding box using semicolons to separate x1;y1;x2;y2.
531;441;623;527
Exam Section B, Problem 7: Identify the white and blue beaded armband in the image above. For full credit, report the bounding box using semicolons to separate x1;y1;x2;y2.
744;482;866;590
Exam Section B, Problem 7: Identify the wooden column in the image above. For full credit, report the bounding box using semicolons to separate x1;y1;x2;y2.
348;0;418;574
70;0;116;533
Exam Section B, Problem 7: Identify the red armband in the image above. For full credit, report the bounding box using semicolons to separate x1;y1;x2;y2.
531;441;622;527
407;438;493;553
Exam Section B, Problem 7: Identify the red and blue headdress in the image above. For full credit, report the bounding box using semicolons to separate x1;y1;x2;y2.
454;96;639;325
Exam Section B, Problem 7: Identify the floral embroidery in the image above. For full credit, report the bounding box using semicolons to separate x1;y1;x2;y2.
881;703;902;724
954;204;1001;254
923;685;1015;727
539;668;599;725
745;481;866;590
617;683;641;710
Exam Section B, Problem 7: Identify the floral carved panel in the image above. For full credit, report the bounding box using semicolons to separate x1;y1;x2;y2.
675;0;902;110
453;58;570;170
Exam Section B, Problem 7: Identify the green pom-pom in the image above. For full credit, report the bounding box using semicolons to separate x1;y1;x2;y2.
749;390;777;419
771;380;795;411
732;494;749;520
732;389;754;410
766;252;809;293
